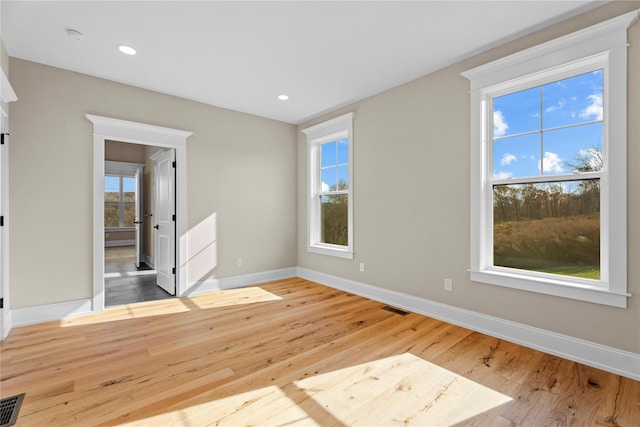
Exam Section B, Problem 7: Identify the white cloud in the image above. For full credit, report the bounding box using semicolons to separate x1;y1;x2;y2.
545;99;566;113
321;181;329;192
494;171;513;180
493;111;509;137
501;153;517;166
579;93;603;121
540;151;564;173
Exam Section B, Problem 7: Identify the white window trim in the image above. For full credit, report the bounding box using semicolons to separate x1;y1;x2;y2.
461;10;638;308
302;112;354;259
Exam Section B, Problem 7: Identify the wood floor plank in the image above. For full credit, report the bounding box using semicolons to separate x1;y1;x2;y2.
1;278;637;426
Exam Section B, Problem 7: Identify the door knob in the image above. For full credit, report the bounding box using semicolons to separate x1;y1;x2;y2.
154;225;159;229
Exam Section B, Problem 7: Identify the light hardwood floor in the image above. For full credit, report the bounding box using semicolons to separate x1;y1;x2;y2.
1;278;638;426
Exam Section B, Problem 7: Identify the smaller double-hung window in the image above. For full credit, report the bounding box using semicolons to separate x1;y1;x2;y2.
302;112;354;259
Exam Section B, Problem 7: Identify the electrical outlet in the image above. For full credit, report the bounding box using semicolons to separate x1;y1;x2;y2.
360;263;365;272
444;278;452;291
237;257;243;267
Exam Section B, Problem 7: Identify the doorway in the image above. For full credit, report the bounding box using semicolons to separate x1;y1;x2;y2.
87;114;192;313
104;145;174;306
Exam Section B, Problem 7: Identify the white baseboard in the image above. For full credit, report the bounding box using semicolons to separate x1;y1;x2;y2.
7;268;297;331
297;267;640;381
105;240;135;247
12;298;93;327
1;308;12;340
185;267;297;296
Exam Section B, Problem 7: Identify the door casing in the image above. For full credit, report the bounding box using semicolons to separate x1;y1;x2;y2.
87;115;192;312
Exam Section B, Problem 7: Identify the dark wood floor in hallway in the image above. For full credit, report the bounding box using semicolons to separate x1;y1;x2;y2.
1;278;638;426
104;246;172;306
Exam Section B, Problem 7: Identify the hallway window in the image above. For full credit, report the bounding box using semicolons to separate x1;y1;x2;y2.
105;175;136;228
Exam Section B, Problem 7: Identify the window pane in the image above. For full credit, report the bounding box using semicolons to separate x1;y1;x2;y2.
321;141;336;168
543;122;602;175
104;176;120;202
337;138;348;165
493;133;541;179
321;194;348;246
123;202;136;227
321;167;336;192
123;177;136;202
493;86;540;137
337;165;348;190
543;70;603;129
493;179;600;279
105;201;120;227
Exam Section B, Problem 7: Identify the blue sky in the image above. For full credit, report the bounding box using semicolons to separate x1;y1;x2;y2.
105;175;136;194
493;70;603;180
321;138;349;192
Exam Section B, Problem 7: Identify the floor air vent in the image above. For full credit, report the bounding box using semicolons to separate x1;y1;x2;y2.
382;305;409;316
0;393;25;427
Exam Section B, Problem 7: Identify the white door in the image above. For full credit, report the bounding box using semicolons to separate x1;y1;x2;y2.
134;167;144;268
153;149;176;295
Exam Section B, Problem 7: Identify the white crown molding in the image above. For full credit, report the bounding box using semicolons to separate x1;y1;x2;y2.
86;114;192;147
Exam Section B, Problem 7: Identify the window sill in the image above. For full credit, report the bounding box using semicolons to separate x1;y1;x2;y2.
307;244;354;260
470;269;629;308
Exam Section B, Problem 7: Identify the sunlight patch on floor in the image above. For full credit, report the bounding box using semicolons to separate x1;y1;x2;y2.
104;270;156;279
120;385;319;427
60;298;193;327
188;286;283;310
60;287;281;327
116;353;511;426
294;352;513;426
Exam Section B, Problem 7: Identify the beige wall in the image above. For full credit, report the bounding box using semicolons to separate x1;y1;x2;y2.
9;59;297;308
297;2;640;353
105;140;146;163
105;230;134;242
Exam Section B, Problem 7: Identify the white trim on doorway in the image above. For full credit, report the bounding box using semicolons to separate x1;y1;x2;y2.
86;115;192;312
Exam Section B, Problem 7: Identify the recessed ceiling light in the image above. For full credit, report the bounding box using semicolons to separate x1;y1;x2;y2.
117;45;137;55
278;94;289;101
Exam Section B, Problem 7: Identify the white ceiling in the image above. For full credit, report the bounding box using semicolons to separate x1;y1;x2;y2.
1;1;607;124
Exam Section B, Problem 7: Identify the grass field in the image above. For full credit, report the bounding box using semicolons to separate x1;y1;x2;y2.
532;265;600;280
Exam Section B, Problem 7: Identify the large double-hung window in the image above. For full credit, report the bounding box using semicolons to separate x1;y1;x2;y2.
303;113;354;259
462;11;637;307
